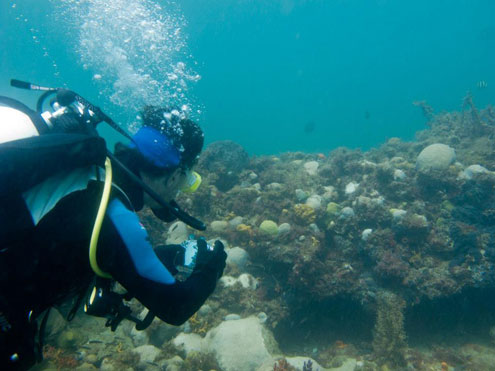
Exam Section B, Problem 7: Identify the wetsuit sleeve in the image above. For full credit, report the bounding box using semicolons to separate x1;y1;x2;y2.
98;199;220;325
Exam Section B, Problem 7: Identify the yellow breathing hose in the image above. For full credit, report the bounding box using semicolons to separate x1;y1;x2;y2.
89;157;113;278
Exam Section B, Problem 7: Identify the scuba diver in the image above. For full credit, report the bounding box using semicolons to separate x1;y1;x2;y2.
0;80;226;370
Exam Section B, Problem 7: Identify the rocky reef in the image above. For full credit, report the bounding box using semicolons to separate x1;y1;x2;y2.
38;98;495;370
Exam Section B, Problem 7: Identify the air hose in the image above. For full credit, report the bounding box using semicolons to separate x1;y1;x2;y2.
89;157;113;278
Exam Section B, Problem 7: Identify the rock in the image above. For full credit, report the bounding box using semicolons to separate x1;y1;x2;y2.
459;164;491;180
219;275;237;287
172;332;205;356
132;344;161;363
362;228;373;241
211;220;230;233
266;182;284;190
228;216;244;228
161;356;184;371
166;221;188;244
295;189;308;202
345;181;359;195
416;143;456;172
238;273;258;289
227;246;250;269
322;186;337;201
198;304;212;316
393;169;407;180
304;161;319;176
259;220;278;237
326;202;341;216
339;207;355;220
248;172;258;181
277;223;291;236
206;316;279;371
390;208;407;221
305;195;322;210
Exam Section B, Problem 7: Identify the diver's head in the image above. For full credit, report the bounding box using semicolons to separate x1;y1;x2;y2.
128;106;204;205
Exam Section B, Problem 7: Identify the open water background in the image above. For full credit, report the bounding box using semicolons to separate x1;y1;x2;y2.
0;0;494;154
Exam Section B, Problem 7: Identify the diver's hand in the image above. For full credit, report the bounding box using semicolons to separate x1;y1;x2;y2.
195;239;226;279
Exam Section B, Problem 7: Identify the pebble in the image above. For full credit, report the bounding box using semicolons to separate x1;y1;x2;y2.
345;182;359;195
362;229;373;241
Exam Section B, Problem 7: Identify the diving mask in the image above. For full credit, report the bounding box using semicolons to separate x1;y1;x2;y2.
181;171;202;193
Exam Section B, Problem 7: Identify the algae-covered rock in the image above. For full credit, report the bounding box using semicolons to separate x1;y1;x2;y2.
259;220;278;236
416;143;456;172
326;202;341;216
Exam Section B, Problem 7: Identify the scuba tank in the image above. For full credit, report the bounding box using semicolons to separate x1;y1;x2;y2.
0;79;206;231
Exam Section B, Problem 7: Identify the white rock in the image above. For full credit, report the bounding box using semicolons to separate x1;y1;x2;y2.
219;276;237;287
305;195;322;210
362;228;373;241
205;317;277;371
391;209;407;220
394;169;407;180
266;182;284;190
304;161;319;176
345;182;359;195
248;172;258;180
172;333;205;356
210;220;230;233
238;273;258;290
132;345;161;364
226;247;250;270
459;164;490;180
416;143;456;172
166;221;189;244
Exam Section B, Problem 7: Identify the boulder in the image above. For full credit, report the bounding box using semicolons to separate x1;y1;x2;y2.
416;143;455;172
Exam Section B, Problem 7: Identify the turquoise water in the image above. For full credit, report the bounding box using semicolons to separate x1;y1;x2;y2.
1;0;494;154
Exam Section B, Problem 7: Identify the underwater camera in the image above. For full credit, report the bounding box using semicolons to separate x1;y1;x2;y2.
174;236;214;281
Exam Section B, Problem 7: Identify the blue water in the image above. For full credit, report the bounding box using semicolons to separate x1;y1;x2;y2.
1;0;494;154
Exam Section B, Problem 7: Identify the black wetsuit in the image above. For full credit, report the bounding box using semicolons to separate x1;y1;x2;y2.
0;163;224;370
